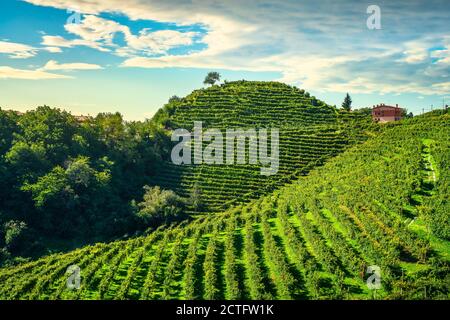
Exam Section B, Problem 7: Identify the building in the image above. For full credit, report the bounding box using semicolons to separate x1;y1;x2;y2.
74;115;90;122
372;104;403;123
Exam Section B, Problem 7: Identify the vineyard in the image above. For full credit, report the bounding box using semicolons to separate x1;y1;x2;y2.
151;81;374;213
1;113;448;300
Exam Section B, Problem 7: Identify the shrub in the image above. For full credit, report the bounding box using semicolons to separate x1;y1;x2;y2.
4;220;28;253
136;186;187;227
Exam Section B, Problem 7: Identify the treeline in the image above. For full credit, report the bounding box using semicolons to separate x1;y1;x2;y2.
0;106;179;265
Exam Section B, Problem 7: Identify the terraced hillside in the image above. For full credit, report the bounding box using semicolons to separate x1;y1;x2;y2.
1;114;448;300
152;81;373;213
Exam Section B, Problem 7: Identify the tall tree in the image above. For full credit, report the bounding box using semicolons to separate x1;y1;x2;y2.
342;93;352;111
168;95;182;103
203;72;221;86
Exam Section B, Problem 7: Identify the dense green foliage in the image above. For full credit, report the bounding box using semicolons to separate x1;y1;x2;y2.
1;113;447;300
135;186;188;227
0;107;170;262
342;93;352;111
203;72;221;86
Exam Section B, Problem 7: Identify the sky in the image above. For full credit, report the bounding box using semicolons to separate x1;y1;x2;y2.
0;0;449;120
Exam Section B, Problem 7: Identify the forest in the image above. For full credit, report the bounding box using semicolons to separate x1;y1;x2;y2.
0;106;179;263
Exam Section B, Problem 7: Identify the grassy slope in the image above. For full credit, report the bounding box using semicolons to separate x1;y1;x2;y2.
0;113;448;300
151;81;374;214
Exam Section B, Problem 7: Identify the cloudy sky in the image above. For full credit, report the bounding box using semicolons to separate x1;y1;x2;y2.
0;0;449;120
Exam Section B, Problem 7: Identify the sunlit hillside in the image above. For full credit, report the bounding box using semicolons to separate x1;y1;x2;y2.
1;113;447;300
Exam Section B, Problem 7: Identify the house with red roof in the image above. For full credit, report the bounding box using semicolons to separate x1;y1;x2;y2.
372;104;403;123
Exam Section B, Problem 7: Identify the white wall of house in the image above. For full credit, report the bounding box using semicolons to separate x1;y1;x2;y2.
376;116;397;123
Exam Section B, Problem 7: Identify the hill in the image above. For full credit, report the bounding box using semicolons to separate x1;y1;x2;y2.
0;81;374;264
1;113;448;300
151;81;374;213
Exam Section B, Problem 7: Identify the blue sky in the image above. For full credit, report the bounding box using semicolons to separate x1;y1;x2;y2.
0;0;449;120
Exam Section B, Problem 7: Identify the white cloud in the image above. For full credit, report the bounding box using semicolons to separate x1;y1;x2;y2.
41;35;110;52
42;35;75;47
402;48;429;64
0;66;72;80
40;60;103;71
0;40;38;59
124;29;197;55
400;39;431;64
41;15;199;57
431;82;450;93
23;0;450;96
64;15;127;45
43;46;63;53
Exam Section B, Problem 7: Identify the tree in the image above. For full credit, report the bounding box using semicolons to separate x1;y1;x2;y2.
203;72;221;86
21;156;112;237
342;93;352;111
5;141;49;182
0;109;19;156
4;220;28;252
168;95;182;103
401;108;413;118
135;186;187;227
16;106;77;163
94;112;125;148
354;107;372;116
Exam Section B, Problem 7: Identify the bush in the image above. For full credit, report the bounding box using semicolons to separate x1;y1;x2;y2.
4;220;28;253
135;186;187;227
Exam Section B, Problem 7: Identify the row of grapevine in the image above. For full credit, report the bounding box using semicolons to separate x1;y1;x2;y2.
223;215;243;299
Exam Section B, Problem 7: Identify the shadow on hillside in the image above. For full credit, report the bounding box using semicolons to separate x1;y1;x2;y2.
215;240;226;300
271;230;309;300
233;228;250;299
252;227;278;298
194;237;208;299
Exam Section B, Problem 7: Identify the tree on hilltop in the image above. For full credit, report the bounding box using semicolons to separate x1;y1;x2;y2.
168;95;181;103
342;93;352;111
203;72;221;86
